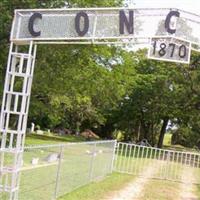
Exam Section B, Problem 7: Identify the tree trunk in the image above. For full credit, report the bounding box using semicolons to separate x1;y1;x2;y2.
157;117;169;148
140;123;151;141
137;123;141;141
150;123;154;146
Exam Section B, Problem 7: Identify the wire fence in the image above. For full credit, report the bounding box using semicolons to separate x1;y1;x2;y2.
114;142;200;184
18;140;116;200
7;140;200;200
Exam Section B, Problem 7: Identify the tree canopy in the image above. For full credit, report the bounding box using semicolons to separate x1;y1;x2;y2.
1;1;200;148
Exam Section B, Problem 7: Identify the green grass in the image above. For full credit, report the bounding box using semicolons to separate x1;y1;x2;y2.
25;133;86;146
193;168;200;199
163;133;200;153
139;179;181;200
163;133;172;147
59;173;134;200
195;184;200;199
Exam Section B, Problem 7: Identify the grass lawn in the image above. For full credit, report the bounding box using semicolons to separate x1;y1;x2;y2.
194;168;200;199
195;184;200;199
163;133;172;147
163;133;200;154
25;133;86;146
59;172;134;200
138;179;181;200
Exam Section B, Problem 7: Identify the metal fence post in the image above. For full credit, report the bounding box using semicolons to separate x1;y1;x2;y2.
54;145;64;200
89;143;96;182
165;151;170;180
110;140;117;173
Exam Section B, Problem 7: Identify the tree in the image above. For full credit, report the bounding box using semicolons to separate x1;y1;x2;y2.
0;0;124;132
111;49;196;148
171;51;200;148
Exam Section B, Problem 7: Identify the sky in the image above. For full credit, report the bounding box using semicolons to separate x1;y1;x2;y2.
124;0;200;46
126;0;200;15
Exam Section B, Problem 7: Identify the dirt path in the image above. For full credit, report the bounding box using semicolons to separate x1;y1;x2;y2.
179;168;199;200
104;163;159;200
104;161;199;200
105;163;200;200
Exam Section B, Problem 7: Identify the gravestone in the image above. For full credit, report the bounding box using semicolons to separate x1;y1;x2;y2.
44;153;60;163
31;122;35;133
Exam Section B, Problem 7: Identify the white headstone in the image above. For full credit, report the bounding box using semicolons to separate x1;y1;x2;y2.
36;130;44;135
31;158;39;165
45;153;59;163
31;122;35;133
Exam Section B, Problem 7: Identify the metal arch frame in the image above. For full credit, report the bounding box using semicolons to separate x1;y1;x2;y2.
0;41;37;200
11;7;200;46
1;7;200;200
33;35;200;53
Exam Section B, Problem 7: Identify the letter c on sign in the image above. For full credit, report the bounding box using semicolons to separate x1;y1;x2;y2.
28;13;42;37
75;12;89;36
165;11;180;34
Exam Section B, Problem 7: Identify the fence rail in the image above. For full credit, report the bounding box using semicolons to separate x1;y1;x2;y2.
114;142;200;184
17;140;116;200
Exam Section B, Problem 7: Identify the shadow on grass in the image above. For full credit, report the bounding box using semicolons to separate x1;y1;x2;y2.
25;134;86;145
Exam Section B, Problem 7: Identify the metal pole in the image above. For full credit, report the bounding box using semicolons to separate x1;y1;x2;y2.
110;140;117;173
134;145;140;175
54;145;64;199
160;150;165;179
113;142;120;171
171;151;175;180
122;143;128;173
166;151;172;180
118;143;124;173
140;146;145;176
174;152;179;180
130;144;136;174
89;143;96;181
126;144;132;173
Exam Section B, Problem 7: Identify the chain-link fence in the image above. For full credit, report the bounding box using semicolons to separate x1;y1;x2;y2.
11;140;200;200
18;140;116;200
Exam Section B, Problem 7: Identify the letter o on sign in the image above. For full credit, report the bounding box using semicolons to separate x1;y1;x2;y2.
75;12;89;36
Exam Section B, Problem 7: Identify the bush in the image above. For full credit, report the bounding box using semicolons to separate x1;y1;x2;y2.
172;126;200;148
112;130;125;141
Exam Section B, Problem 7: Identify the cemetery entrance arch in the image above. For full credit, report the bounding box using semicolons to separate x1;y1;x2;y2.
1;7;200;200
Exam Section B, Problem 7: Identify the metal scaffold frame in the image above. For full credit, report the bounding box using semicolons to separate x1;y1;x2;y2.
0;42;37;199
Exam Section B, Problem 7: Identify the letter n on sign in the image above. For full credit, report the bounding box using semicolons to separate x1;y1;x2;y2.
119;10;134;35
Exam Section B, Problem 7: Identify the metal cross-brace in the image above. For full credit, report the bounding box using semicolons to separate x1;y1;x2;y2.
0;41;37;200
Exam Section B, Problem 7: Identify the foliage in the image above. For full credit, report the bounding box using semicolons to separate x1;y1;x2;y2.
112;130;125;141
1;1;200;148
25;133;86;145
